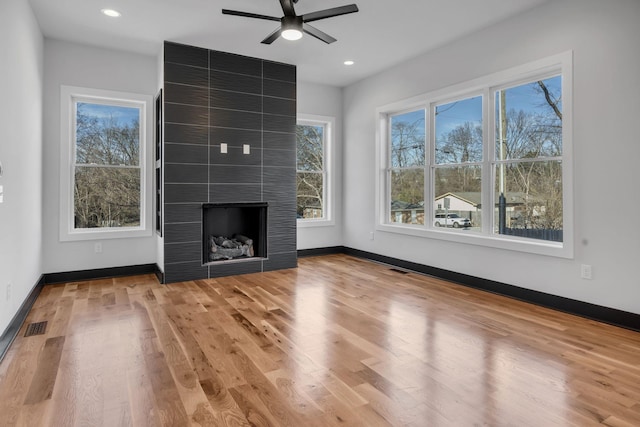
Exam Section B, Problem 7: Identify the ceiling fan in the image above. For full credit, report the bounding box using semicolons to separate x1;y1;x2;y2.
222;0;359;44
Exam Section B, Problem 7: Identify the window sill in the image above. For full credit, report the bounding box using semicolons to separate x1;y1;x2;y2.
375;223;572;259
297;219;335;228
61;227;153;242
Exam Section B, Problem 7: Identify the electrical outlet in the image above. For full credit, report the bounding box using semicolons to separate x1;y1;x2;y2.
6;282;11;301
581;264;592;280
94;242;102;253
369;231;375;240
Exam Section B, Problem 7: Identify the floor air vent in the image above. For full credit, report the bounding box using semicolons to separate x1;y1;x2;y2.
389;268;409;275
24;321;47;337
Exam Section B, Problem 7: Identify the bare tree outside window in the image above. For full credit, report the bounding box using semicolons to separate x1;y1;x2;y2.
389;110;426;224
495;75;563;241
74;102;142;229
296;123;325;219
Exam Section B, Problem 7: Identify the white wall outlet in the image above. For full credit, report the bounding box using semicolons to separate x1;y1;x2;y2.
94;242;102;253
369;231;375;240
0;184;4;203
220;143;227;154
581;264;592;280
243;144;250;155
6;282;11;301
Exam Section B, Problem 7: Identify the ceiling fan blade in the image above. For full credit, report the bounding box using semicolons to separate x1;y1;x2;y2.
278;0;296;16
303;23;337;44
302;4;359;23
222;9;280;22
261;27;282;44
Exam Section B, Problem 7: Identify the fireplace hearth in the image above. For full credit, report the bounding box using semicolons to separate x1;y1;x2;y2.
202;202;267;265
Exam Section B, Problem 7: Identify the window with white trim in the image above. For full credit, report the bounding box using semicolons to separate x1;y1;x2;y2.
60;86;153;241
296;115;334;225
377;53;572;257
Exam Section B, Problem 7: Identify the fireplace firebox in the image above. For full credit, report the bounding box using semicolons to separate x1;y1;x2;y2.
202;203;267;265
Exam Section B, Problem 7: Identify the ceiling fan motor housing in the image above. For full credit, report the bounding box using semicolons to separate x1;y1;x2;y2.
282;15;303;31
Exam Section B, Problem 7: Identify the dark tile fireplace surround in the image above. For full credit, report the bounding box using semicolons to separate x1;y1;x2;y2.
162;41;297;283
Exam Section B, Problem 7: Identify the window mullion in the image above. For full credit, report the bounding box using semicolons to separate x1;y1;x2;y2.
484;87;495;236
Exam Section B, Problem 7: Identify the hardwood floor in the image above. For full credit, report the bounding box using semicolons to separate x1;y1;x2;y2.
1;254;639;426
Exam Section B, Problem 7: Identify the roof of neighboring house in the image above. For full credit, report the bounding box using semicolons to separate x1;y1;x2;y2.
391;200;424;211
435;191;543;207
435;192;481;207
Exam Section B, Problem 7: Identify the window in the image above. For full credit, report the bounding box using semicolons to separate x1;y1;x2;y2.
376;52;573;257
389;109;425;225
296;114;334;225
434;95;483;230
60;86;153;241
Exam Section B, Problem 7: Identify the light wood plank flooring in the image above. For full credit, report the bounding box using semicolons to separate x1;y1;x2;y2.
1;254;639;426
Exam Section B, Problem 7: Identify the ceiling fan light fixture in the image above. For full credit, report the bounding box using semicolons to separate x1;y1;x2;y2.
281;15;303;41
282;28;303;40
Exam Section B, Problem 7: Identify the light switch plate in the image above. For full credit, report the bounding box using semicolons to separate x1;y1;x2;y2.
0;185;3;203
243;144;250;155
220;143;228;154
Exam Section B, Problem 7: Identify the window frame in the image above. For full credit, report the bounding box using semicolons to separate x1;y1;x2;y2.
59;85;153;241
296;114;335;227
375;52;573;258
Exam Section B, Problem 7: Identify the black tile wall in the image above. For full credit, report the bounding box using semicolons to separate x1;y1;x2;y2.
210;108;262;130
165;204;202;224
210;50;262;77
165;164;209;184
163;41;297;283
165;83;209;107
164;223;201;243
263;97;296;117
263;114;296;134
164;184;208;203
264;149;296;168
164;143;208;164
264;61;296;82
165;42;209;68
164;103;209;126
164;63;209;87
264;79;296;100
210;165;262;184
210;89;262;113
210;128;262;147
210;147;262;166
209;184;262;203
210;71;262;95
165;124;208;145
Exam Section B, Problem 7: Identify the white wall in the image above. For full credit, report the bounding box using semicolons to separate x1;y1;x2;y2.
297;81;344;250
42;39;158;273
0;0;43;333
342;0;640;314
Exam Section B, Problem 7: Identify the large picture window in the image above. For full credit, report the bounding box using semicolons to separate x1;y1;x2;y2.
60;86;152;241
296;115;334;225
377;53;573;257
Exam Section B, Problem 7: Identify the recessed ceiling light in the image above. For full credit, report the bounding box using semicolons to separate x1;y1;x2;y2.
344;60;355;66
101;9;121;18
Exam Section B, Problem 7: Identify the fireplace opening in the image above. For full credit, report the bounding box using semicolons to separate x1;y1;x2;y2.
202;202;267;264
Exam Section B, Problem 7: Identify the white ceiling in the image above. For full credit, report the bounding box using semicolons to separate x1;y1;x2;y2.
28;0;551;87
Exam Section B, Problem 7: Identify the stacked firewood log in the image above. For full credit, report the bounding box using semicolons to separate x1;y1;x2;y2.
208;234;254;261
